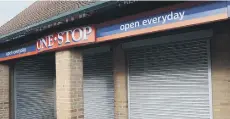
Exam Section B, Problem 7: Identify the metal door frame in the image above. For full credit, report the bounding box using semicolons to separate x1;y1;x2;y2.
207;38;213;119
9;62;16;119
13;63;17;119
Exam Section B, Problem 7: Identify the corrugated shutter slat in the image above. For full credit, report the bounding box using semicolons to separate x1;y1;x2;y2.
127;39;211;119
83;52;114;119
14;55;56;119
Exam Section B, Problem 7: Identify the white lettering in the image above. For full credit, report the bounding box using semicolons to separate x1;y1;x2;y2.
135;21;140;28
36;41;41;50
130;22;135;28
152;17;157;23
179;11;185;20
40;38;47;48
83;26;92;40
161;15;167;24
142;19;147;25
157;16;161;23
36;26;93;51
64;30;72;44
120;25;125;31
47;35;54;47
5;48;27;56
168;11;173;21
72;28;83;42
174;12;180;20
120;11;185;30
57;32;64;45
147;18;152;24
124;24;129;31
162;11;185;24
120;21;140;31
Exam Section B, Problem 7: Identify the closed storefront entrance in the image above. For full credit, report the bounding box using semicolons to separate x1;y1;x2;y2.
124;30;212;119
83;48;114;119
13;54;56;119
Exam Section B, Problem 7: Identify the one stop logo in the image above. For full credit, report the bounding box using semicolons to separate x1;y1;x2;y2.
36;26;95;51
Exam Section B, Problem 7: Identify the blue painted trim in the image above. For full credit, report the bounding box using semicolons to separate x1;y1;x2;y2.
227;1;230;17
96;2;227;38
0;45;36;58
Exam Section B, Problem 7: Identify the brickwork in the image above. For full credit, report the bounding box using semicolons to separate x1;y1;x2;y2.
211;28;230;119
56;49;84;119
0;64;9;119
113;45;128;119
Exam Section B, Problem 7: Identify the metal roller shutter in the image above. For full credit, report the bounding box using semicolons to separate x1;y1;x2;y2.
83;51;114;119
127;39;211;119
14;55;56;119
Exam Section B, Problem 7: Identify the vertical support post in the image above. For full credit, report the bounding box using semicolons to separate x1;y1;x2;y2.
211;28;230;119
0;64;9;119
113;44;128;119
56;49;84;119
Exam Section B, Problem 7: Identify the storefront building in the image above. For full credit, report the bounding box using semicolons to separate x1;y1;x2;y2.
0;1;230;119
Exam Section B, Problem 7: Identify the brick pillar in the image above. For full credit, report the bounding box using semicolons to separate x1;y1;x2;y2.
0;64;9;119
56;49;84;119
113;45;128;119
211;28;230;119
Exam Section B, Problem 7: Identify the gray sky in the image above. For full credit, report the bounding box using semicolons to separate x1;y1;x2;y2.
0;1;35;26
